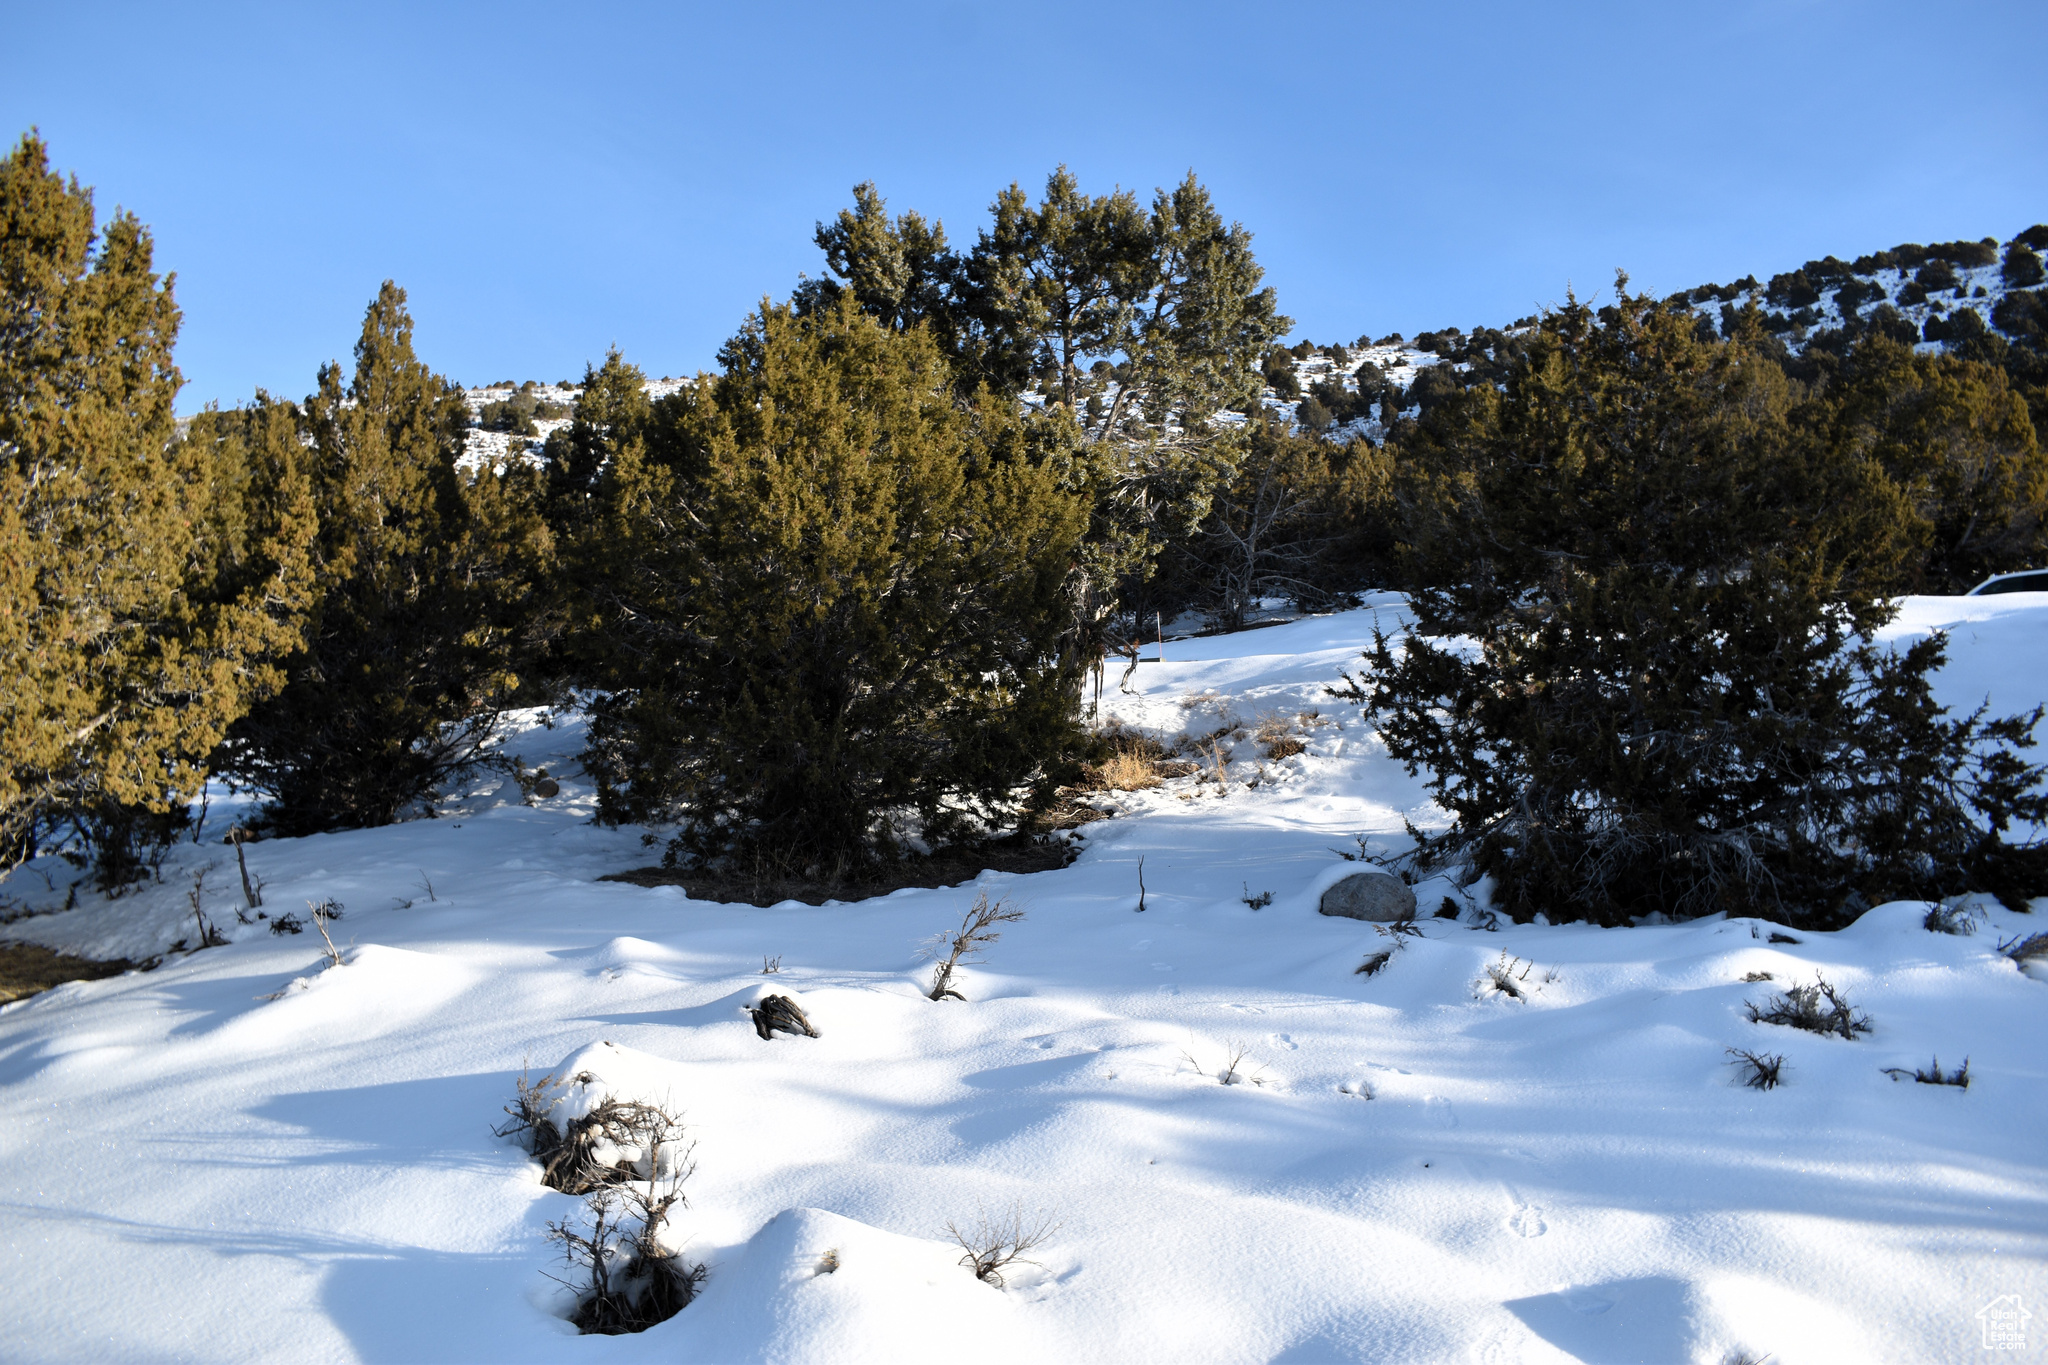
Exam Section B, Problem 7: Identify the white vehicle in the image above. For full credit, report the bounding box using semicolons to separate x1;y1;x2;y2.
1965;569;2048;595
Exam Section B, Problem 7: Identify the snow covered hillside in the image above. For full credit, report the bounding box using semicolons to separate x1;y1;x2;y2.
2;598;2044;1363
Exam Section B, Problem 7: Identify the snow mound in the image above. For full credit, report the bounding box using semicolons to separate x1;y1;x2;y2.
671;1208;1047;1365
539;1039;693;1144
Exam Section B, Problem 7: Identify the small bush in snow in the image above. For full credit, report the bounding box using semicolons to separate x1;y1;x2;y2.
268;912;304;936
1998;931;2048;967
1241;885;1273;910
1357;920;1422;977
1882;1055;1969;1089
1745;974;1872;1040
749;994;818;1041
1478;950;1547;1000
1923;902;1980;935
546;1105;705;1335
946;1205;1058;1288
924;892;1024;1001
1726;1048;1786;1090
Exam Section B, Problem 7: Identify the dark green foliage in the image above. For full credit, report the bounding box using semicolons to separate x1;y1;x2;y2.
2017;226;2048;252
796;170;1288;670
575;298;1089;873
1915;260;1960;292
1171;418;1391;629
1833;277;1884;315
2004;242;2046;289
1343;280;2048;928
1812;336;2048;593
0;133;314;877
223;283;552;834
1766;270;1820;308
1294;394;1333;432
1263;351;1301;399
478;381;567;435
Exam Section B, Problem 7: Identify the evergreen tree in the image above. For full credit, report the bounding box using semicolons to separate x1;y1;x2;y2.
1345;279;2047;927
1173;417;1391;630
223;283;551;834
0;133;313;878
1810;336;2048;593
578;296;1089;874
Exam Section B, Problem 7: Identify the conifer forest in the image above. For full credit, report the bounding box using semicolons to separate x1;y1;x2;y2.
4;126;2047;1362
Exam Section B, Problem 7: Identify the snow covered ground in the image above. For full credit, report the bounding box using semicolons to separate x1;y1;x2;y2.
2;597;2045;1363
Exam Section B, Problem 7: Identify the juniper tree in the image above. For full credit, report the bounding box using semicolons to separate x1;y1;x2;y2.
577;296;1088;873
1807;336;2048;593
793;171;1289;670
0;133;315;877
1344;278;2048;928
223;283;551;834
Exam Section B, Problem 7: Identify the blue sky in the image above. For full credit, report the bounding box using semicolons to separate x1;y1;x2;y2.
8;1;2045;411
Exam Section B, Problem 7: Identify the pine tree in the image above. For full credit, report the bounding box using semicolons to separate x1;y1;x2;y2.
223;283;551;834
0;133;314;878
578;296;1089;874
1344;279;2047;927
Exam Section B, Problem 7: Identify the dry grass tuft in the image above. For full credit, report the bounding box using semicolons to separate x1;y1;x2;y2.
1094;747;1163;791
0;943;132;1005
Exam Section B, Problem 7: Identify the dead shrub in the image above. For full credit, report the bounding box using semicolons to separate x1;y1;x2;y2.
1923;902;1980;935
1727;1048;1786;1089
749;994;819;1040
545;1100;704;1334
1744;974;1872;1040
1477;950;1550;1000
946;1205;1058;1288
1882;1055;1969;1089
924;892;1024;1001
1998;931;2048;966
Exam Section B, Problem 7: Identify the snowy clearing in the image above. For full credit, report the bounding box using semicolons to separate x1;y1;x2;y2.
1;598;2044;1363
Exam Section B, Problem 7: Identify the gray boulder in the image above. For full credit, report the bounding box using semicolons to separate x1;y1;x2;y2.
1318;871;1417;922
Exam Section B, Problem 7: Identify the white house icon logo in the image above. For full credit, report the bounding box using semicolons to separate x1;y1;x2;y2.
1978;1295;2030;1351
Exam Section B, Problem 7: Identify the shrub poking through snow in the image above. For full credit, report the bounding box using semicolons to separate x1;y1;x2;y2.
1745;974;1872;1040
946;1205;1058;1288
1357;920;1423;976
1998;931;2048;967
1478;950;1547;1000
1182;1040;1266;1086
1241;884;1273;910
749;994;819;1041
1742;970;1775;983
761;955;781;975
543;1101;705;1334
1727;1048;1787;1090
1923;902;1980;935
924;892;1024;1001
308;898;345;969
268;911;304;935
1883;1056;1969;1089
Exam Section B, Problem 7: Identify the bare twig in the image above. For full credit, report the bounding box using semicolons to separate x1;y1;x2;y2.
230;826;263;908
186;865;226;948
945;1205;1059;1288
308;898;345;969
925;893;1025;1001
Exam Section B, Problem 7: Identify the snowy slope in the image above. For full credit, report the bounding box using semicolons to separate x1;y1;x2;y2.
1;598;2044;1363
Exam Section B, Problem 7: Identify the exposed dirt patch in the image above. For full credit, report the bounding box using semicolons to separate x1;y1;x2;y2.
601;836;1078;907
0;943;134;1005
